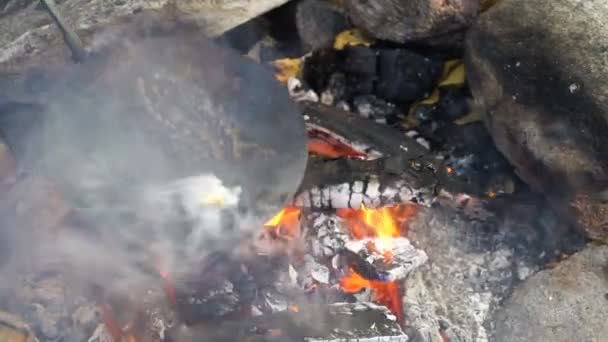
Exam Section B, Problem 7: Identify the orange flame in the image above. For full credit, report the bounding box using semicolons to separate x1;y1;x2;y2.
337;204;416;324
264;207;301;238
337;204;415;241
307;129;368;159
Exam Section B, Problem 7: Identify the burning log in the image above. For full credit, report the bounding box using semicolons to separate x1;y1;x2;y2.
295;103;439;210
293;158;436;210
342;237;428;282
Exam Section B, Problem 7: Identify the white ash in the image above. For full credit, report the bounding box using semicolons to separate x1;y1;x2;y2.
262;289;289;313
400;204;575;342
305;213;350;258
344;237;428;282
305;123;383;160
310;260;331;284
294;255;333;288
140;288;177;341
293;178;434;210
288;77;320;103
336;101;351;111
405;130;431;150
353;95;397;121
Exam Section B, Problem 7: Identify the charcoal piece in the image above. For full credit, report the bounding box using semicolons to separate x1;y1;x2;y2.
376;49;442;103
302;48;340;92
320;73;348;106
174;277;241;324
353;95;396;119
337;249;389;282
173;253;260;324
296;0;351;51
344;73;375;96
339;46;378;76
435;86;470;121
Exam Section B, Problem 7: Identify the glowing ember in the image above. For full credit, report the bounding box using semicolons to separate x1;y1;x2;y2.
308;138;368;159
264;207;301;238
337;204;416;324
340;269;404;323
160;271;177;306
307;129;369;159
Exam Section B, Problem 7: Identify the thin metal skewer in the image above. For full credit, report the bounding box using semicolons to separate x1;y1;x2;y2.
39;0;87;63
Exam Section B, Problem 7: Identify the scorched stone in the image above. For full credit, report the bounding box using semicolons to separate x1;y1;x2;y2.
376;49;442;104
465;0;608;241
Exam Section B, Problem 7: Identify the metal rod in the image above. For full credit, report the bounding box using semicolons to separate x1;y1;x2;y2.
39;0;87;63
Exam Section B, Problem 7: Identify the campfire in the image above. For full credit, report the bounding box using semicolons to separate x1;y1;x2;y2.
0;0;601;342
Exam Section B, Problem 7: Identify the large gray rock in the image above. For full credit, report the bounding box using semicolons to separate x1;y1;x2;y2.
0;0;292;74
343;0;479;43
465;0;608;241
492;244;608;342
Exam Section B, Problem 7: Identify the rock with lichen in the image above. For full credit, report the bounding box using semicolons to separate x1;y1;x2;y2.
465;0;608;241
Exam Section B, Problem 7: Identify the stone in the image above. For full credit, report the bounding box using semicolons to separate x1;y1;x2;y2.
465;0;608;241
342;0;479;43
0;0;293;74
492;244;608;342
295;0;351;51
376;49;442;104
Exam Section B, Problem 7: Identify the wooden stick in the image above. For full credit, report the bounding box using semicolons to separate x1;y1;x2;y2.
39;0;87;63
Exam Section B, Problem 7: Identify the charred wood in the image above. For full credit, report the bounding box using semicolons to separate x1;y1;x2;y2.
293;158;436;209
301;103;431;160
168;302;407;342
297;103;495;214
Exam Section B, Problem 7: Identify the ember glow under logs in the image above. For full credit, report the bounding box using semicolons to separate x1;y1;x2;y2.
263;203;425;324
